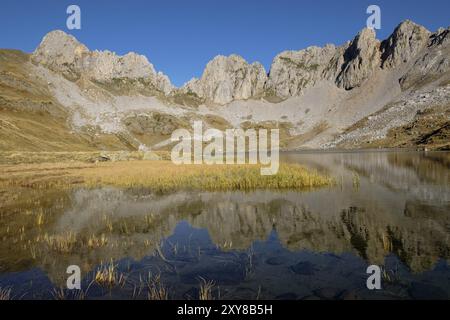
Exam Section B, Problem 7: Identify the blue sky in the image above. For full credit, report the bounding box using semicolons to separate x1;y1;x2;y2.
1;0;449;86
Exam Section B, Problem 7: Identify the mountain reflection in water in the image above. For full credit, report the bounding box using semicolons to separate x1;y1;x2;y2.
0;151;449;299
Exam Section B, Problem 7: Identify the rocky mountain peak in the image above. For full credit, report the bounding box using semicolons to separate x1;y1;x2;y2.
85;50;156;81
399;25;450;90
32;30;173;94
429;27;449;47
265;44;340;99
266;27;383;96
32;30;89;81
381;19;431;69
265;21;439;97
181;54;267;105
336;28;380;90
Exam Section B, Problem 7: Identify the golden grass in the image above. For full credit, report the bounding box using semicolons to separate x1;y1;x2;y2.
94;260;126;288
0;287;12;300
0;160;334;193
381;265;401;285
87;233;108;249
147;274;169;300
36;212;44;226
35;232;77;253
352;171;360;190
34;232;108;253
79;161;334;192
0;150;171;165
198;277;215;300
51;287;86;300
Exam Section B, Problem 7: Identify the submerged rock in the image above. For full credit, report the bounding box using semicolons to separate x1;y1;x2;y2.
265;256;288;266
290;261;316;275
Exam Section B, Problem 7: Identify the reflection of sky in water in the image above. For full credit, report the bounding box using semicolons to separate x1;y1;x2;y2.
0;151;449;299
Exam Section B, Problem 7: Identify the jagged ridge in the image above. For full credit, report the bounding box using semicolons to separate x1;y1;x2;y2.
1;20;449;151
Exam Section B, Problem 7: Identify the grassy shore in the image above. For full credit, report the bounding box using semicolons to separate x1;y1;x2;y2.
0;159;333;192
79;161;333;192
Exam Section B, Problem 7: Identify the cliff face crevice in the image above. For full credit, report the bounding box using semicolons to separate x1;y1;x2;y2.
335;28;381;90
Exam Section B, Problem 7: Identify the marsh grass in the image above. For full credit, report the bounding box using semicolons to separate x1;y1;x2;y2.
198;277;216;300
51;287;87;300
0;287;12;300
36;232;77;253
382;233;392;252
147;274;169;300
80;161;334;192
34;232;108;253
0;160;333;193
36;211;44;227
87;233;108;249
0;151;171;165
94;260;126;288
381;265;402;285
352;171;361;191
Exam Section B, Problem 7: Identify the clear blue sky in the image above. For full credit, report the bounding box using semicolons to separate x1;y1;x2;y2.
1;0;449;86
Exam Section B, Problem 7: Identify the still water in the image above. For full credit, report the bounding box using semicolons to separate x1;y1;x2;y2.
0;151;449;299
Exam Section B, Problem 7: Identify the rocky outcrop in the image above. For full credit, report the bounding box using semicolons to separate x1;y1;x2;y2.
264;22;444;97
381;20;431;69
265;45;342;99
123;111;189;136
327;84;450;149
181;54;267;105
32;30;173;94
265;28;381;96
336;28;380;90
400;26;450;90
31;30;88;81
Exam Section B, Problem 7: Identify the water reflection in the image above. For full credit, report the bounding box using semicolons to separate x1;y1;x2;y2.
0;151;449;299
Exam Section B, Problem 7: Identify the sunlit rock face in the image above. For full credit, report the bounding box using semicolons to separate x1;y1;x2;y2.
265;44;343;99
381;20;431;70
399;26;450;90
264;28;381;98
31;30;173;94
335;28;381;90
182;54;268;105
